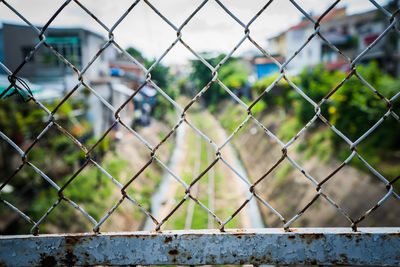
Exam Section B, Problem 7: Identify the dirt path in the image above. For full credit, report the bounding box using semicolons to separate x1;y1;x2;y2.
157;108;255;230
206;111;252;228
100;105;264;232
100;120;172;232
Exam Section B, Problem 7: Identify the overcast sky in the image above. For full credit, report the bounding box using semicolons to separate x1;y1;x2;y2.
0;0;389;64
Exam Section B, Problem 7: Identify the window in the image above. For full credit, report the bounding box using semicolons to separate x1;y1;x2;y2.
45;36;81;67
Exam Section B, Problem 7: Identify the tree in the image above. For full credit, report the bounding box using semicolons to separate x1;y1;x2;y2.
189;53;250;107
126;46;170;89
126;47;145;62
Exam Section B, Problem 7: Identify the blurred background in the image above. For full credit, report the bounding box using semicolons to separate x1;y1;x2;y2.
0;0;399;235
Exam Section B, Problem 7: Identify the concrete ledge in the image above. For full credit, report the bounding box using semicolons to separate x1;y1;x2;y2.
1;228;399;266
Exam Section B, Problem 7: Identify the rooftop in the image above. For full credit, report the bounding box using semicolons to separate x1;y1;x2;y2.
268;7;347;40
1;22;105;40
288;7;347;31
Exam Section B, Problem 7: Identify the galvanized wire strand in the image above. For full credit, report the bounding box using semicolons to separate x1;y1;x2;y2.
0;0;398;235
184;135;202;229
207;143;215;229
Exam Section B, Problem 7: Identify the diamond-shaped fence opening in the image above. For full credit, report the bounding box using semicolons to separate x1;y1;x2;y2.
0;0;400;266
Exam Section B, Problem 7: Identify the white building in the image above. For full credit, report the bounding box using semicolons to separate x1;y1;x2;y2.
266;7;397;75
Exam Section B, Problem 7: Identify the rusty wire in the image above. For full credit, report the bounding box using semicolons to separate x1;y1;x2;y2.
0;0;399;236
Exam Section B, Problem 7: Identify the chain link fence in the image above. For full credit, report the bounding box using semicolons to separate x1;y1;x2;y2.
0;0;399;265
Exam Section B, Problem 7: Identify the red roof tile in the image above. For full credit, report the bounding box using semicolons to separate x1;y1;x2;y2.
288;7;346;32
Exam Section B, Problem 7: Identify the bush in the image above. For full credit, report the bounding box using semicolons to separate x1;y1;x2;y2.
251;62;400;179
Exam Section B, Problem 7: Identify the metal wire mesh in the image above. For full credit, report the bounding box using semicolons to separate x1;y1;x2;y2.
0;0;399;238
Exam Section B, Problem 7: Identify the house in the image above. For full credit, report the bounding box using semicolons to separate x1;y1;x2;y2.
0;23;116;82
267;8;346;75
0;23;143;138
0;28;4;64
268;32;287;60
253;56;283;79
109;59;144;89
320;9;392;72
266;7;399;75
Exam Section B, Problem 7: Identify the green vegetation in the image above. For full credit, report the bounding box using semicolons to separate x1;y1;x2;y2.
28;157;128;232
169;119;209;230
276;164;292;184
189;53;251;109
0;95;129;234
167;111;240;230
223;62;400;186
